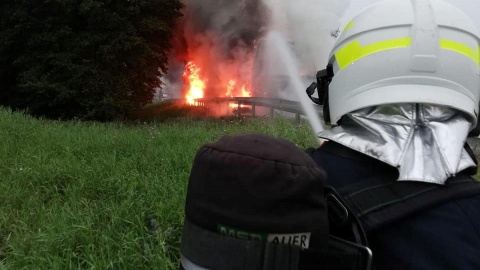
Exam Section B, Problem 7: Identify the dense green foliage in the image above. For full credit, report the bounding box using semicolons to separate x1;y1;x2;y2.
0;107;318;269
0;0;183;121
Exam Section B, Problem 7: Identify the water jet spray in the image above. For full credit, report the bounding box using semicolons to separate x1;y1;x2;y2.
264;31;326;143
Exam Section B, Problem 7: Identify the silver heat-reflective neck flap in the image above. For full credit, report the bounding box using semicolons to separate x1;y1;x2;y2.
318;104;475;184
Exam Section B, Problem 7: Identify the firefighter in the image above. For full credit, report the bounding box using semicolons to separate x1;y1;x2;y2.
307;0;480;269
179;0;480;269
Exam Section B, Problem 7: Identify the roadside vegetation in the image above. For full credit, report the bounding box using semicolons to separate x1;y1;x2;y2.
0;107;318;269
0;0;183;121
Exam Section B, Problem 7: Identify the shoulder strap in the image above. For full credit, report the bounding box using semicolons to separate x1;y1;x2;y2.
337;172;480;234
321;141;480;233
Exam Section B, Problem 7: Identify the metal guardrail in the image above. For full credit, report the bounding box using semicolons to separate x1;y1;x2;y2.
193;97;323;121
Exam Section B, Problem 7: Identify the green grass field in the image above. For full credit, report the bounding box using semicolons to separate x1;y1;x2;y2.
0;107;318;269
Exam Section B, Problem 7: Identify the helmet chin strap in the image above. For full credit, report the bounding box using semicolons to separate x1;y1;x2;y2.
318;104;476;184
305;64;334;124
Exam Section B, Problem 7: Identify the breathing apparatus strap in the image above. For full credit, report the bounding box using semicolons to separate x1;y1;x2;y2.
180;219;370;270
321;141;480;234
338;174;480;233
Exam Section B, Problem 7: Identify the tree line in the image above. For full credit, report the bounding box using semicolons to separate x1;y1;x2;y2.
0;0;183;121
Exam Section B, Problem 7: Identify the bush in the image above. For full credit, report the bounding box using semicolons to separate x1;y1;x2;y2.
0;0;183;121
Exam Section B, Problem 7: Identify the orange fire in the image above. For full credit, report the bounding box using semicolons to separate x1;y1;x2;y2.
225;80;251;98
240;86;251;97
183;62;205;105
225;80;236;97
183;61;252;106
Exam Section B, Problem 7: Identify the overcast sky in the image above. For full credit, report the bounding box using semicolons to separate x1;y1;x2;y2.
342;0;480;29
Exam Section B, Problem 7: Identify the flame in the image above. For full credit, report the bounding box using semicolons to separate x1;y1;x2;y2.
241;86;251;97
225;80;235;97
228;85;252;109
225;81;251;98
182;58;252;106
183;62;205;105
182;60;253;113
229;102;250;109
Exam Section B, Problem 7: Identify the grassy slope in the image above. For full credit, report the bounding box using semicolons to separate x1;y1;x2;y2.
0;107;317;269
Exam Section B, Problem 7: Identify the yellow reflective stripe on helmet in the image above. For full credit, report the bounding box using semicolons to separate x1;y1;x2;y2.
343;21;354;33
439;39;480;66
335;37;412;70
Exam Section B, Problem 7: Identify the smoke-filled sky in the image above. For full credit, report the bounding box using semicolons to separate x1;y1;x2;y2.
165;0;349;99
168;0;269;98
264;0;349;69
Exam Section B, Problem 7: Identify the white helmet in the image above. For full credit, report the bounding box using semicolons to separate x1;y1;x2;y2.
318;0;480;129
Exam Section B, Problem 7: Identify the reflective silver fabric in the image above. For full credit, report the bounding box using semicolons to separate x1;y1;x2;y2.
318;104;475;184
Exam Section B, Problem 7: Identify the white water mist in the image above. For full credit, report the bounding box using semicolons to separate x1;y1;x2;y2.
259;0;349;142
264;31;325;141
262;0;349;70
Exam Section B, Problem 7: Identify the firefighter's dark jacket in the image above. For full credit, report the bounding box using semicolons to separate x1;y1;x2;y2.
309;141;480;270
